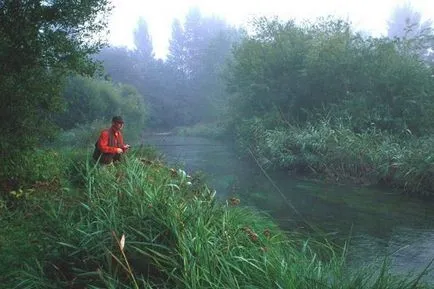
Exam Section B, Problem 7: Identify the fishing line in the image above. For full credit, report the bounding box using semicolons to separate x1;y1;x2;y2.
247;147;327;236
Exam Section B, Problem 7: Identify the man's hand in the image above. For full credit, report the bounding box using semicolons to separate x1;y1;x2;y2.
116;148;123;154
123;144;131;151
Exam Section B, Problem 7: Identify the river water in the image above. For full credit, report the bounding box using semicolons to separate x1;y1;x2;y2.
144;134;434;282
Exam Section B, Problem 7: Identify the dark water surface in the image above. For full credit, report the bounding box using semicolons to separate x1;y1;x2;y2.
143;134;434;282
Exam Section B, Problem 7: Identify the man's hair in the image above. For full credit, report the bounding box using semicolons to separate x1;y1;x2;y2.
112;116;124;123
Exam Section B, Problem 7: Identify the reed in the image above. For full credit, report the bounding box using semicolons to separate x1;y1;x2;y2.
6;152;429;288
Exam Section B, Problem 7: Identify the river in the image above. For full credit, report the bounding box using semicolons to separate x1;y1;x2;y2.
144;134;434;283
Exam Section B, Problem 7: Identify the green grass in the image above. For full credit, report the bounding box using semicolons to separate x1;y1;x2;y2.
0;148;431;288
239;117;434;196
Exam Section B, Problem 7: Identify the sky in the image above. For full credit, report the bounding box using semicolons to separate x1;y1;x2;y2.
108;0;434;59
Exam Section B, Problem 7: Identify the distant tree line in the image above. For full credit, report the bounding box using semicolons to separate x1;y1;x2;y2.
96;8;242;129
226;16;434;136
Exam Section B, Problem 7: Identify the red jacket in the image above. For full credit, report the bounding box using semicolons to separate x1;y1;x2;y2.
97;127;125;154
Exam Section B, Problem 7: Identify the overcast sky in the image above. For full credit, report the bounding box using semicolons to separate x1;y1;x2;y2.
108;0;434;59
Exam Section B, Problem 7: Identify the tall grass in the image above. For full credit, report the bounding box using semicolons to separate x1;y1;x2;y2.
7;153;430;288
241;117;434;196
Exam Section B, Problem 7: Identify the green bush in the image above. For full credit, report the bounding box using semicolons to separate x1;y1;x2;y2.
225;16;434;195
226;17;434;134
56;75;147;133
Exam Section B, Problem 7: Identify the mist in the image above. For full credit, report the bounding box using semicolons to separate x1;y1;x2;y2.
92;2;434;132
2;0;434;286
96;8;242;129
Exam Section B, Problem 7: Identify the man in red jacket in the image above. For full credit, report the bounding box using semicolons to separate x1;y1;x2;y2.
93;116;131;164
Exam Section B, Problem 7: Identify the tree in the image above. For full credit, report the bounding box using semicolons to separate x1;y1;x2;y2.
98;26;177;128
226;17;434;135
100;10;241;128
97;46;139;85
133;17;154;60
167;18;187;73
166;7;242;124
387;2;433;61
0;0;111;153
56;75;147;131
388;2;429;39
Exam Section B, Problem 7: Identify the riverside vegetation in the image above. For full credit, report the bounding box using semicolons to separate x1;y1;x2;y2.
219;17;434;196
2;1;434;288
154;14;434;197
0;145;432;288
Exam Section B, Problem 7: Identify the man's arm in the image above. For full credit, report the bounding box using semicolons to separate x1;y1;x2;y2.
98;130;121;154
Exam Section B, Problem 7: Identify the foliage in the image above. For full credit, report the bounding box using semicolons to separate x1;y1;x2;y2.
0;148;86;213
161;9;243;126
387;2;434;63
98;9;242;129
237;116;434;195
223;16;434;194
165;9;242;125
226;17;434;135
388;2;432;39
134;17;155;60
55;75;147;135
97;46;140;84
1;154;429;288
53;119;107;149
0;149;65;193
0;0;112;153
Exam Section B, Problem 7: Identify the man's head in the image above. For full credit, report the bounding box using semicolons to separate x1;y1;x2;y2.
111;116;124;131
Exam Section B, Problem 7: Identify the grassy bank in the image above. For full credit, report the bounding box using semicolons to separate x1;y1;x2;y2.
0;148;432;288
233;117;434;197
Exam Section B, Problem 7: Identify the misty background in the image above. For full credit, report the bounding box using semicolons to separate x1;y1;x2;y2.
60;1;433;133
2;1;434;286
2;0;434;191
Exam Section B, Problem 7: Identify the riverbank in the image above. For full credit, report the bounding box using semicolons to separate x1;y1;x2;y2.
1;148;431;288
175;120;434;197
145;133;434;281
255;122;434;196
